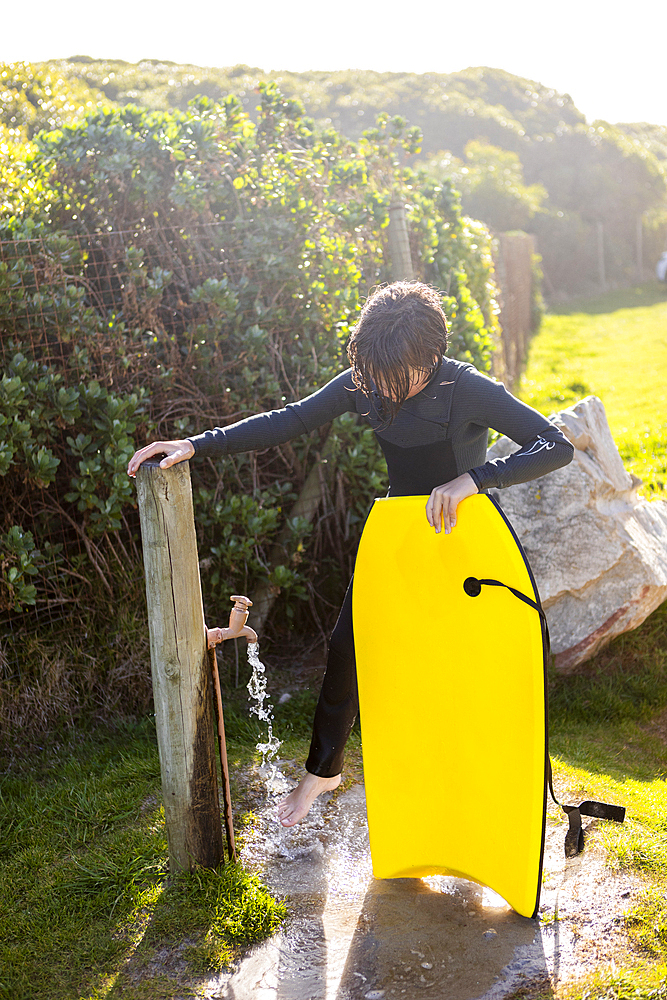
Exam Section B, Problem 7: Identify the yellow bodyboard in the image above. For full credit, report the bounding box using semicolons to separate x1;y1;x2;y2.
352;493;547;918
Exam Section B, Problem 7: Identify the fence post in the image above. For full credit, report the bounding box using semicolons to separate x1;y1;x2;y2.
136;458;224;872
597;221;606;289
388;199;415;280
636;214;644;282
494;232;536;391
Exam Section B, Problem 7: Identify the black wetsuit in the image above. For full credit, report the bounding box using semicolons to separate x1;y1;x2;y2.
189;357;574;776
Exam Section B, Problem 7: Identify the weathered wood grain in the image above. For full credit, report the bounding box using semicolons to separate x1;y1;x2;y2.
136;458;223;871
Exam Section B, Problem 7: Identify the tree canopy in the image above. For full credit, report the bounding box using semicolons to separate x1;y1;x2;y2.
3;58;664;295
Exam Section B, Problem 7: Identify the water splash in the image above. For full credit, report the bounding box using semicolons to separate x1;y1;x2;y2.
246;641;285;793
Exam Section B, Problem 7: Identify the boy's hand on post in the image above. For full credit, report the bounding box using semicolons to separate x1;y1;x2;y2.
425;472;478;535
127;439;195;478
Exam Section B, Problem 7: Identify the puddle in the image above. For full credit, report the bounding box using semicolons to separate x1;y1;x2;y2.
205;773;638;999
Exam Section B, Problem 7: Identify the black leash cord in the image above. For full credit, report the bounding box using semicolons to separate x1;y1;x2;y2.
464;576;626;857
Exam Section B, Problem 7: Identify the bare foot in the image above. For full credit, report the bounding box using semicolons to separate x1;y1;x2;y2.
277;772;341;827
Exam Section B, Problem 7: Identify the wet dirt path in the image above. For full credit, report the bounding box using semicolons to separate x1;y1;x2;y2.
206;771;639;999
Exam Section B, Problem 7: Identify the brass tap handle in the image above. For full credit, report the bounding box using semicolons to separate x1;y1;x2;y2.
227;594;252;638
230;595;253;609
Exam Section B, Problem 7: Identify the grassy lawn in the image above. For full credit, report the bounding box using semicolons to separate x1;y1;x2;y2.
3;617;667;999
521;283;667;996
519;283;667;496
0;699;322;1000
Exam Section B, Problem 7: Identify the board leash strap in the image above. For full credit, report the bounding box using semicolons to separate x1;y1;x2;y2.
547;759;626;858
464;575;626;858
463;576;546;619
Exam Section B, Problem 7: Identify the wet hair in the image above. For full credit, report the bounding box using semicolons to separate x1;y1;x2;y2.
347;281;449;423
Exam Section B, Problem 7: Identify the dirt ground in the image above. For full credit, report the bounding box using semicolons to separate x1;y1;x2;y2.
195;763;640;1000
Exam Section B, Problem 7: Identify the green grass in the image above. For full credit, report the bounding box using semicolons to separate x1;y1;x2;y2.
0;670;342;1000
626;890;667;960
547;600;667;888
562;968;667;999
519;285;667;995
545;547;667;995
0;674;360;1000
519;283;667;495
0;720;286;1000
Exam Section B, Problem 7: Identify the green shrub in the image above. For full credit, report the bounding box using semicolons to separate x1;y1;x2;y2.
0;87;499;729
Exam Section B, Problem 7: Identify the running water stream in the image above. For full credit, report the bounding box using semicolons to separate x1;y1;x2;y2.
246;641;288;795
211;775;640;1000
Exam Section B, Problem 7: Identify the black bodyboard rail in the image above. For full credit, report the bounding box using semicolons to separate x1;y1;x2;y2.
464;574;626;858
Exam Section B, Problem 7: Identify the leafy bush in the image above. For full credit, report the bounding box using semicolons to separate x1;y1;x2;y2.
0;86;499;728
0;61;105;138
423;141;547;234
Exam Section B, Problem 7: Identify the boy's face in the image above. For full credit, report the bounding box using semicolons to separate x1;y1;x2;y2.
375;365;434;402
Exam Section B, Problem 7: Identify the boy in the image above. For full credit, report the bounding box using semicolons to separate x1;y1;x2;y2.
128;281;573;826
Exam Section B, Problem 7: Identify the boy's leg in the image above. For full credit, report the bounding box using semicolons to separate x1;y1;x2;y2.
305;577;357;777
277;578;357;826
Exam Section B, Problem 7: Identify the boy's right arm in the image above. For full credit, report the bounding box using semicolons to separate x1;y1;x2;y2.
127;369;357;476
186;369;357;460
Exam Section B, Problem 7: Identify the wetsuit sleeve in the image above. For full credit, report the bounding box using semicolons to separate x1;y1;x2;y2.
188;369;357;459
461;370;574;491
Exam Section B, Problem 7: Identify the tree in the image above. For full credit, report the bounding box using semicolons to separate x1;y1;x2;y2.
423;141;547;234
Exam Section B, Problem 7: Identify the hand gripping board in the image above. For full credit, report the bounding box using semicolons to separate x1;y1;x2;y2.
352;493;548;918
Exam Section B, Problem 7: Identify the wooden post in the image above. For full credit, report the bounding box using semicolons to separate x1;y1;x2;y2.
597;221;606;290
388;199;415;280
136;458;224;872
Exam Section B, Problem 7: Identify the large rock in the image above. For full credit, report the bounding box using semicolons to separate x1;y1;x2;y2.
487;396;667;671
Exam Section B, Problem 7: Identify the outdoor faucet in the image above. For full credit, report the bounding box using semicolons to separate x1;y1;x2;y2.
206;595;258;648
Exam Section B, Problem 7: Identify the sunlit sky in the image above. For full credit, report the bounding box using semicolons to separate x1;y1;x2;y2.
2;0;664;127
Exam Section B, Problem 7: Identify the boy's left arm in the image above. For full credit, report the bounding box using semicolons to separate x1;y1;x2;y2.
465;374;574;492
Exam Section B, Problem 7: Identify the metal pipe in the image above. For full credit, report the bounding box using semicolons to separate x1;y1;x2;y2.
207;641;236;862
205;594;259;864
